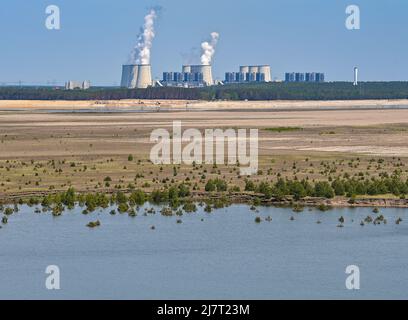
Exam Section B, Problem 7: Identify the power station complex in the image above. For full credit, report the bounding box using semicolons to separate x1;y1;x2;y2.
98;10;331;91
162;65;214;88
120;64;214;89
120;64;274;89
285;72;325;83
224;65;272;84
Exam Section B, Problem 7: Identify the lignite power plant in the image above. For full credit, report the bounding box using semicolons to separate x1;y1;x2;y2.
161;65;214;88
120;9;157;89
121;9;273;89
121;64;153;89
120;14;220;89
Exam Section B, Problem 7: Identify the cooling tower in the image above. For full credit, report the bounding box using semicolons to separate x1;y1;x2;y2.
121;65;139;89
259;65;272;82
182;65;192;73
200;65;213;85
240;66;249;74
136;64;153;89
248;66;259;82
248;66;259;74
191;65;213;86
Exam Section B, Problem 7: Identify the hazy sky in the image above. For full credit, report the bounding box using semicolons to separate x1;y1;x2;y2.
0;0;407;85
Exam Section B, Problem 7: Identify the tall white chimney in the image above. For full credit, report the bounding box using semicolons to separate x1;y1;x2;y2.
353;67;359;86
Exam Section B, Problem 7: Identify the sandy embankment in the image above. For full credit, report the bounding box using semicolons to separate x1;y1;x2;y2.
1;99;408;111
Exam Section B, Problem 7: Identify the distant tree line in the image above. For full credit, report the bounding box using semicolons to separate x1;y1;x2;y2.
1;82;408;101
0;86;201;101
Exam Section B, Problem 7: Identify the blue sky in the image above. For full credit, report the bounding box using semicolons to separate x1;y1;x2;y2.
0;0;406;85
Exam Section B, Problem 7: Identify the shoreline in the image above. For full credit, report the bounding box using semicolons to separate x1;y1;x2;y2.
1;98;408;112
1;189;407;209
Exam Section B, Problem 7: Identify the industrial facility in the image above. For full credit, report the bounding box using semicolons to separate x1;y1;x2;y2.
285;72;325;83
161;65;214;88
65;80;91;90
120;64;153;89
119;64;328;89
66;10;332;90
353;67;359;86
224;65;272;84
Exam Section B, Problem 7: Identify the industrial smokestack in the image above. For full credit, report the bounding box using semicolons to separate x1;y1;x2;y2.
200;32;219;65
353;67;359;86
136;64;153;88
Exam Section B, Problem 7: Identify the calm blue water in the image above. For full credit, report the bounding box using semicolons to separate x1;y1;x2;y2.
0;204;407;300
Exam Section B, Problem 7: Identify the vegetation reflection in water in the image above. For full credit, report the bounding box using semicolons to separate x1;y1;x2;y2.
0;185;404;230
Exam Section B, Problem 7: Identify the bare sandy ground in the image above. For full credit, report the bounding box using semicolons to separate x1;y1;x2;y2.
1;99;408;111
2;100;408;199
1;105;408;158
1;108;408;128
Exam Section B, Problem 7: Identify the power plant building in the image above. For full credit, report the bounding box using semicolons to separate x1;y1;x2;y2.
65;80;91;90
285;72;325;83
315;73;325;83
295;73;305;82
224;65;271;84
161;65;214;88
121;64;153;89
285;73;295;82
305;73;316;82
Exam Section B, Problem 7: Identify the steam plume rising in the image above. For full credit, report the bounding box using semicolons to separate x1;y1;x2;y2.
130;8;159;65
201;32;219;65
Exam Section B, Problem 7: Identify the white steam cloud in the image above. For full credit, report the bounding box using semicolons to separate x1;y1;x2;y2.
130;8;159;65
200;32;219;65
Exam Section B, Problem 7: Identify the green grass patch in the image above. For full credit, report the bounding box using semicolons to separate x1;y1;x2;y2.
264;127;303;133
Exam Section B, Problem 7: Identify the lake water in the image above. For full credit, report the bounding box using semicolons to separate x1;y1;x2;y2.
0;204;407;299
